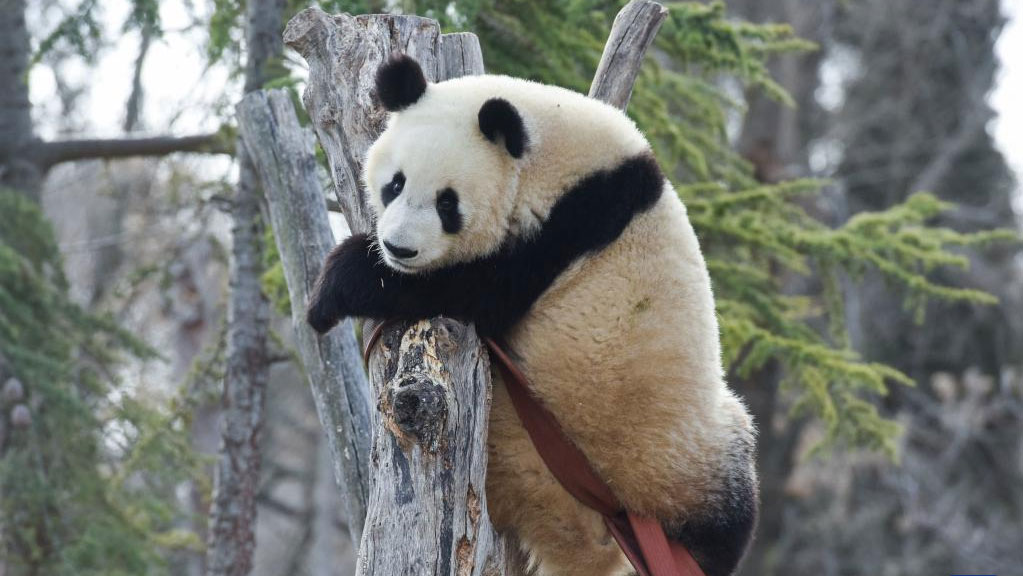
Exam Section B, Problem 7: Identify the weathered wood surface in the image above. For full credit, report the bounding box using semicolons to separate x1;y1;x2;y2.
589;0;668;110
236;89;372;547
359;319;506;575
285;9;510;574
284;11;441;234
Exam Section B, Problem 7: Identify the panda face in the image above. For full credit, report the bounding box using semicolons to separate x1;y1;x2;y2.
364;60;529;274
364;114;520;274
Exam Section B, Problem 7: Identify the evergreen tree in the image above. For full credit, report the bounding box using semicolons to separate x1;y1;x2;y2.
833;0;1021;380
0;188;205;575
0;1;215;573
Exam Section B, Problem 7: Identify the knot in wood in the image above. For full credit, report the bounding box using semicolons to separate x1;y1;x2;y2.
389;373;446;446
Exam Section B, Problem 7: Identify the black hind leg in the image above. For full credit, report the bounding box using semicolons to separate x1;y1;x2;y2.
665;435;758;576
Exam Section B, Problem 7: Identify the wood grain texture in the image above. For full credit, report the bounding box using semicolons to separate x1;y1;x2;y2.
588;0;668;111
359;319;506;576
237;89;373;548
284;10;445;235
285;9;511;574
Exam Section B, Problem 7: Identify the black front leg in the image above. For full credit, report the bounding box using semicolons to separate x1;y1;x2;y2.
306;154;666;337
306;233;469;334
307;233;370;333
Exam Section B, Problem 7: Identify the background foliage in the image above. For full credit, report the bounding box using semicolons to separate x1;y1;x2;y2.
0;188;205;575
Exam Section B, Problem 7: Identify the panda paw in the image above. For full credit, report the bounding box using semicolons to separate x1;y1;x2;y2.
306;296;342;334
306;252;354;334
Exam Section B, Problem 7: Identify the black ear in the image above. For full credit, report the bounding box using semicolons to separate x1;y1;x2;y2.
478;98;528;158
375;53;428;112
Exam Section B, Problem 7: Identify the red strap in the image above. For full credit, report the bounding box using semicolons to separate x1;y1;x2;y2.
484;338;705;576
484;338;620;516
362;320;391;367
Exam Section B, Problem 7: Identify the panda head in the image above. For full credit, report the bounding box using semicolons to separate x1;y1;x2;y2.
363;54;529;274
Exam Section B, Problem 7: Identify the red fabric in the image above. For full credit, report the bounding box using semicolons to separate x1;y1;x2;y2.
485;338;705;576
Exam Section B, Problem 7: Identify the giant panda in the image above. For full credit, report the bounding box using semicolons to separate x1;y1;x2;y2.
307;54;758;576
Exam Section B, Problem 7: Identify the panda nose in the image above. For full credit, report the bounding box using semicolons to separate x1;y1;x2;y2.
382;240;418;259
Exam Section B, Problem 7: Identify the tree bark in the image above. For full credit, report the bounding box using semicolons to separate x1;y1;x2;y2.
236;89;372;547
205;0;285;573
0;0;41;195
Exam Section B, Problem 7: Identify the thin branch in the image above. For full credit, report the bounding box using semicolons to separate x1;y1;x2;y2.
124;21;155;132
588;0;668;110
33;133;231;169
256;493;309;519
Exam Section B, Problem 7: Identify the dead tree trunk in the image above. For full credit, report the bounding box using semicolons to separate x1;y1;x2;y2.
236;90;372;547
239;2;666;574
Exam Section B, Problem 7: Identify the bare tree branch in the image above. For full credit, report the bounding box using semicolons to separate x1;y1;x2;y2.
906;59;997;195
33;133;231;169
124;21;155;132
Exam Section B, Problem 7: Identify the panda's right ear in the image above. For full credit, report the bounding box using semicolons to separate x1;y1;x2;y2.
375;53;428;112
479;98;528;159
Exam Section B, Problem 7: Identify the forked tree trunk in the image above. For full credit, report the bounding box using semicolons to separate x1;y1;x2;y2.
281;14;512;573
241;2;666;574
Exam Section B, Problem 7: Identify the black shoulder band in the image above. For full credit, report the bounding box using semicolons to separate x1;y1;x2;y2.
307;153;665;337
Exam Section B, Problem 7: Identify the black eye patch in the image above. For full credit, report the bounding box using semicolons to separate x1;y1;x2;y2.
436;188;462;234
381;171;405;206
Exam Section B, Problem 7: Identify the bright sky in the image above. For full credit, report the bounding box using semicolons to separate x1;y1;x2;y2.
29;0;231;138
993;0;1023;216
26;0;1023;221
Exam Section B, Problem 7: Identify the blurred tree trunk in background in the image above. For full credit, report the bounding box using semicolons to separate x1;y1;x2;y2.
0;0;42;196
726;2;834;573
731;0;830;181
204;0;284;573
832;0;1021;381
